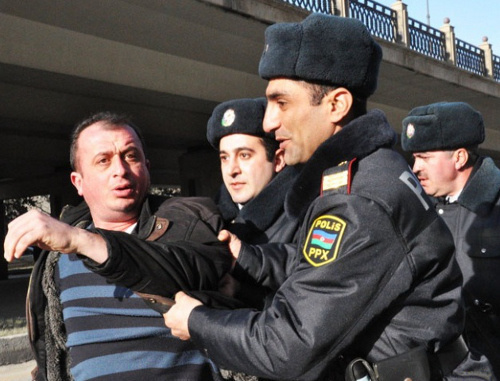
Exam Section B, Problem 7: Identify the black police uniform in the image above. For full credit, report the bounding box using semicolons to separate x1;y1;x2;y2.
186;110;471;380
207;97;301;312
434;156;500;377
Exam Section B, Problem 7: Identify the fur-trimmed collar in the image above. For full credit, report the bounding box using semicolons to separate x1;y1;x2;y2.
458;157;500;214
215;186;239;223
216;165;300;231
285;109;397;218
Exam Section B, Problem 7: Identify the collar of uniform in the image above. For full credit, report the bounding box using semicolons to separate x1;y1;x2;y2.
215;184;239;222
217;165;300;232
285;109;397;219
239;165;299;225
458;157;500;214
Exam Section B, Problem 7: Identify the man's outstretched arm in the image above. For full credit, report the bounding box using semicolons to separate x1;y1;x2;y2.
4;209;108;263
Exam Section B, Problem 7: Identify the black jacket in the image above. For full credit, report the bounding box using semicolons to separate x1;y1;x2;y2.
28;195;235;381
434;156;500;377
187;110;468;380
216;166;301;310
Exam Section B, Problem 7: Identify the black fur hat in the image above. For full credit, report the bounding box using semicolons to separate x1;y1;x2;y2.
258;13;382;98
401;102;485;152
207;97;273;149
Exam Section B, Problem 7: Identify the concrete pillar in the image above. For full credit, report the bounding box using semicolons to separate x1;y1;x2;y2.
391;0;409;46
333;0;349;17
440;17;456;64
480;37;494;78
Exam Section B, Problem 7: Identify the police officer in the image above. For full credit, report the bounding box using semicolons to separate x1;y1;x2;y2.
207;97;299;245
401;101;500;378
164;14;492;380
207;98;300;315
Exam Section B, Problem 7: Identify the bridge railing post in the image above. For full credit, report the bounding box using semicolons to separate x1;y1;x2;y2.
440;18;456;65
333;0;349;17
480;37;494;79
391;0;409;47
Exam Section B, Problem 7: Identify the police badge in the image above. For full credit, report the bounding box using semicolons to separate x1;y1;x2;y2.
303;215;346;267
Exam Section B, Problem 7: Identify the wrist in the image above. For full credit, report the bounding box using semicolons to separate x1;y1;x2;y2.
75;229;108;263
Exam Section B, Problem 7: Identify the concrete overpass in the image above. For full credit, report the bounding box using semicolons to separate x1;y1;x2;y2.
1;0;500;276
1;0;500;200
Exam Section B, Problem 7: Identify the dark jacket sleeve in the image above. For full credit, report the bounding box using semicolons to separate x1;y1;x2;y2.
87;231;231;297
233;242;298;291
187;195;461;380
82;197;234;304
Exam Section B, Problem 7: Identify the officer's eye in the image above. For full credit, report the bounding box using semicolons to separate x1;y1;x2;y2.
240;152;251;159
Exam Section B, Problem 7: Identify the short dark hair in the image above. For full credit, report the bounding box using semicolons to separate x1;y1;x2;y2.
70;111;146;171
465;146;480;168
303;82;367;118
261;137;280;162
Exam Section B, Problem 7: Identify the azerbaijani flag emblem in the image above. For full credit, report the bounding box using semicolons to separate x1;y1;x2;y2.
311;230;337;250
303;215;347;267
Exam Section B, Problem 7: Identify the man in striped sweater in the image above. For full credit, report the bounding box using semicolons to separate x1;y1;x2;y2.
4;111;234;381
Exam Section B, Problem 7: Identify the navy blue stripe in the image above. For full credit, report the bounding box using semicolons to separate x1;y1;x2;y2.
57;271;110;288
69;335;200;365
89;365;217;381
63;313;164;331
62;296;149;310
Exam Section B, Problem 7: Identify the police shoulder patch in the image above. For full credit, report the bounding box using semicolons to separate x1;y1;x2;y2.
303;215;346;267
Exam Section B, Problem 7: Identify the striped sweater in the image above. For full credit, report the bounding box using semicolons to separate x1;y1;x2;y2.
56;253;219;380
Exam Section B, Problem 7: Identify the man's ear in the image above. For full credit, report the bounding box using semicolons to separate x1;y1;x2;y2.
325;87;353;125
454;148;469;170
273;148;286;173
70;172;84;196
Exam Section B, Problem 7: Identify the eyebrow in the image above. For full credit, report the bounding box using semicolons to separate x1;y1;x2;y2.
92;145;141;159
266;90;289;101
219;146;257;154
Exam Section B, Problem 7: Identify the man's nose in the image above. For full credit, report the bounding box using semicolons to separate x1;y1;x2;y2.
112;157;128;175
226;158;241;176
412;160;420;174
263;105;280;133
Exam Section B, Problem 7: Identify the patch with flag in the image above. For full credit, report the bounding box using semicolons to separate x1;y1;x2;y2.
303;215;346;267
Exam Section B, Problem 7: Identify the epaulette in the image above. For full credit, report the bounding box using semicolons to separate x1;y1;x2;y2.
321;158;357;196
